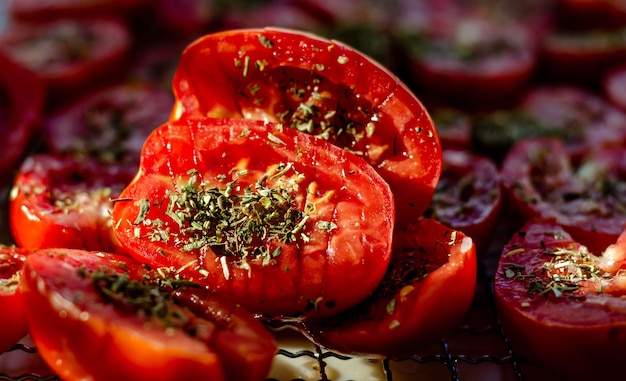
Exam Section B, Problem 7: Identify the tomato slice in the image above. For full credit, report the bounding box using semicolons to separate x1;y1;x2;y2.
0;17;131;106
495;218;626;380
112;117;395;319
20;248;277;381
398;11;538;111
9;153;135;254
500;137;626;254
0;52;44;183
0;245;29;354
299;217;476;358
42;81;173;167
424;149;502;253
171;27;441;227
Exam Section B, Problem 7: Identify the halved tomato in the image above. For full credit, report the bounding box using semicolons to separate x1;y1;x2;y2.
171;27;441;227
500;137;626;254
112;117;395;319
299;217;476;358
0;52;44;183
20;248;277;381
495;218;626;381
0;245;29;354
9;153;135;253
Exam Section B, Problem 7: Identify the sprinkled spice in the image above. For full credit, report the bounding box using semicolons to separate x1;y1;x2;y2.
135;164;310;266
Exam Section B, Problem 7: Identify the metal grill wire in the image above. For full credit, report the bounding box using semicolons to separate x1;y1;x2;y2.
0;243;532;381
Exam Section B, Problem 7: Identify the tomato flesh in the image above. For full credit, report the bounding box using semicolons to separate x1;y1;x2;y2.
112;117;395;319
299;218;476;358
20;248;277;381
0;246;29;354
171;28;441;227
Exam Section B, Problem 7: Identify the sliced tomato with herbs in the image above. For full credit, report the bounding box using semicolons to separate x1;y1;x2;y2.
42;81;173;167
9;153;135;254
20;248;277;381
112;117;395;319
299;217;476;358
0;245;29;354
0;17;131;106
0;52;44;183
424;149;502;253
398;11;538;111
495;218;626;381
171;27;441;227
500;137;626;254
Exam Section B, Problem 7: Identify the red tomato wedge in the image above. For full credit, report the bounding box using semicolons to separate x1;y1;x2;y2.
0;246;29;354
9;153;135;253
20;248;277;381
495;218;626;381
0;52;44;183
424;149;502;253
0;17;131;105
500;137;626;254
299;217;476;358
112;117;395;319
171;27;441;227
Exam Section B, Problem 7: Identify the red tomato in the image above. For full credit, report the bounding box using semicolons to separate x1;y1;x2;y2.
171;28;441;226
0;17;131;106
8;0;149;22
500;137;626;254
495;218;626;381
604;64;626;112
0;52;44;183
299;217;476;358
112;117;395;319
539;25;626;87
9;153;135;253
20;248;277;381
430;107;473;150
0;246;29;354
42;81;173;167
399;11;538;111
424;149;502;253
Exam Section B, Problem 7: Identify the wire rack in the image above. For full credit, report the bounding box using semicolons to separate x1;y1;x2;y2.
0;223;552;381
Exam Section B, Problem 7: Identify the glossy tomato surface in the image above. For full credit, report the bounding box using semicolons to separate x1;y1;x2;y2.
0;17;131;105
299;217;476;358
42;81;173;167
9;153;135;253
424;149;501;253
20;248;277;381
500;137;626;254
0;52;44;183
112;117;395;319
171;27;441;227
495;218;626;381
0;246;29;354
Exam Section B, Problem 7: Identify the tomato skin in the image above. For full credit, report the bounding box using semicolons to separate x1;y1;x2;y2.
0;246;29;354
424;149;502;253
171;27;441;227
494;218;626;381
0;17;131;106
20;248;277;381
112;117;395;319
299;218;476;358
42;81;173;167
500;137;626;254
9;153;135;254
0;52;45;183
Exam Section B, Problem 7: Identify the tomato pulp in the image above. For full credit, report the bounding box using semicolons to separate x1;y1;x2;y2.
171;27;441;227
112;117;395;319
0;246;29;353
